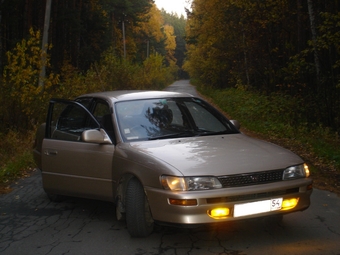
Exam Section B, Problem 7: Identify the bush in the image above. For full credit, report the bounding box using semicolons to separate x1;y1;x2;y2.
0;28;59;131
0;130;35;185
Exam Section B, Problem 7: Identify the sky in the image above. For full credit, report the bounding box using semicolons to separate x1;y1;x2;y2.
154;0;190;17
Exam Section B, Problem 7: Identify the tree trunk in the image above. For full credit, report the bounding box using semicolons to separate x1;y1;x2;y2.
0;0;5;70
39;0;52;89
307;0;321;91
242;31;250;87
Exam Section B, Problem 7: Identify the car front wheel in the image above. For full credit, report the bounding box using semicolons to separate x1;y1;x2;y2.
126;178;154;237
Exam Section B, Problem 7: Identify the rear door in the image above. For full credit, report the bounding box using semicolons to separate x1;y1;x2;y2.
41;99;115;201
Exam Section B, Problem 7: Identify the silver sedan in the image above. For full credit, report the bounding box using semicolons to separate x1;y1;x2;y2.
33;90;312;237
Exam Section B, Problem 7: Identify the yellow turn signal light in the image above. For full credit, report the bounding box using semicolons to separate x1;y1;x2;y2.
281;198;299;210
304;163;310;177
208;207;230;219
169;198;197;206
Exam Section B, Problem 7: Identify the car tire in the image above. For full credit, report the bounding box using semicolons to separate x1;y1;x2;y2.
126;178;154;237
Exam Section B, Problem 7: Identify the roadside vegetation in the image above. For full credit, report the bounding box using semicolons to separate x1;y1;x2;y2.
0;131;36;192
184;0;340;134
196;82;340;195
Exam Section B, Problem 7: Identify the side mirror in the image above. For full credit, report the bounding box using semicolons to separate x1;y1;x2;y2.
230;120;240;130
82;129;112;144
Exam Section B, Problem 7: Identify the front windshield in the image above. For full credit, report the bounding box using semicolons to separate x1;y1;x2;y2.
115;97;239;141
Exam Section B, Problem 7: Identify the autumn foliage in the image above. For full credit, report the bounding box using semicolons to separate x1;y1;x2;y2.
0;1;186;182
0;1;182;132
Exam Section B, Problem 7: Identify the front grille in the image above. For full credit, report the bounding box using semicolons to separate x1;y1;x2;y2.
218;169;284;188
206;188;299;204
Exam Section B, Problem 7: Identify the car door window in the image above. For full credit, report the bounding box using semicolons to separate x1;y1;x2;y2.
76;98;93;110
93;100;115;142
93;101;111;120
48;100;99;142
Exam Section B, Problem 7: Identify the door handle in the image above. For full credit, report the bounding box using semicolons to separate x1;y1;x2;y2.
44;150;58;156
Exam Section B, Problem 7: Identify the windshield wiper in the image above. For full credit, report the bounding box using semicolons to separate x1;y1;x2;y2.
148;131;196;140
196;130;234;136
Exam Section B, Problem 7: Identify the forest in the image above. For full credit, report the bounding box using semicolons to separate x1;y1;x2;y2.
0;0;186;131
0;0;339;186
0;0;188;186
1;0;339;134
184;0;340;134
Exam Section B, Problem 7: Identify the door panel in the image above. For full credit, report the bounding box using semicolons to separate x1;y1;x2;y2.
42;139;115;201
41;99;115;201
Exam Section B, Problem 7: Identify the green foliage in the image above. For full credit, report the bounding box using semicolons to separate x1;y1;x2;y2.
0;151;34;185
198;85;340;170
86;49;174;92
54;60;92;98
91;50;142;90
185;0;340;132
199;86;300;137
0;130;35;185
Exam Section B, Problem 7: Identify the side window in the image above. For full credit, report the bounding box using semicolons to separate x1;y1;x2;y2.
76;98;93;109
93;101;115;142
49;101;99;142
93;101;111;119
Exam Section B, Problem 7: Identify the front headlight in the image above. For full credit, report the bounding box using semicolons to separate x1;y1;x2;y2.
161;176;222;191
283;163;310;180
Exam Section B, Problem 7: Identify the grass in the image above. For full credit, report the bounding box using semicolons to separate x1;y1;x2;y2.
0;130;36;191
0;151;34;181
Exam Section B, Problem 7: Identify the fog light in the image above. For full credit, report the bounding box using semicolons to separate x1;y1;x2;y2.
169;198;197;206
208;208;230;219
281;198;299;210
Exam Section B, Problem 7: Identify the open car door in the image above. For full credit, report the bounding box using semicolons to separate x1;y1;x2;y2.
41;99;115;202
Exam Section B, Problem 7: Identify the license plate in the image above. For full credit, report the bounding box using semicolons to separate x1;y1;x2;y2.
234;198;283;217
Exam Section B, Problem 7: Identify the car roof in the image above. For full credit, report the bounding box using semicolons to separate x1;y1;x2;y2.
77;90;195;102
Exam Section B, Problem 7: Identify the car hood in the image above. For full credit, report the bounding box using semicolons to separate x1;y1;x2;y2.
128;134;303;176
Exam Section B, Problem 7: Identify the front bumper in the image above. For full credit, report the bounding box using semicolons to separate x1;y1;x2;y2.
145;178;312;224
